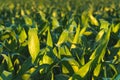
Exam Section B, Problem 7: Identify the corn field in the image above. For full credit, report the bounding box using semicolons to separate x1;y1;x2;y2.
0;0;120;80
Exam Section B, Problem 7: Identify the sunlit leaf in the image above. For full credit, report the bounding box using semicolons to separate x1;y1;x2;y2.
68;21;77;32
39;10;47;22
83;31;92;36
71;24;80;49
28;28;40;63
52;17;60;30
90;25;111;63
89;14;99;26
1;54;14;71
21;9;25;16
57;30;68;46
62;57;79;74
42;53;53;64
112;23;120;33
24;16;32;26
70;60;93;79
47;28;53;47
114;40;120;48
99;19;110;30
94;63;101;77
95;30;104;42
19;28;27;43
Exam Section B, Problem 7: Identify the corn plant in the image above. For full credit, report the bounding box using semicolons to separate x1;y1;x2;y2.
0;0;120;80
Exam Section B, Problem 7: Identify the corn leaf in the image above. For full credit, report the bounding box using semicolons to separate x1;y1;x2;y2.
24;16;32;26
19;28;27;43
28;28;40;63
57;30;68;46
47;28;53;47
69;60;93;79
94;63;101;77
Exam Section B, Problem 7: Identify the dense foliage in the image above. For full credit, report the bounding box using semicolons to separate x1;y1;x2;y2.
0;0;120;80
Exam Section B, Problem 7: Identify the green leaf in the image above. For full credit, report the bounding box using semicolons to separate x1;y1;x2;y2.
0;44;3;54
115;74;120;80
81;11;88;26
97;27;111;63
55;74;69;80
0;71;12;80
109;64;118;79
17;57;32;77
90;25;111;63
28;28;40;63
0;25;5;31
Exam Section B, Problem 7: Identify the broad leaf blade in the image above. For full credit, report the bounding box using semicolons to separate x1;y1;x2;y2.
28;28;40;63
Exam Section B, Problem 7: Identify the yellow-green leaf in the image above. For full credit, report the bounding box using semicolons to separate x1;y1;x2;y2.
28;28;40;63
39;11;47;22
83;31;93;36
89;14;99;26
69;60;93;79
52;17;59;30
99;19;110;30
42;54;53;64
112;23;120;33
71;25;80;49
47;28;53;47
24;16;32;26
21;9;25;16
1;54;14;71
57;30;68;46
76;60;93;77
95;30;104;42
22;67;36;80
19;28;27;43
94;63;101;77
